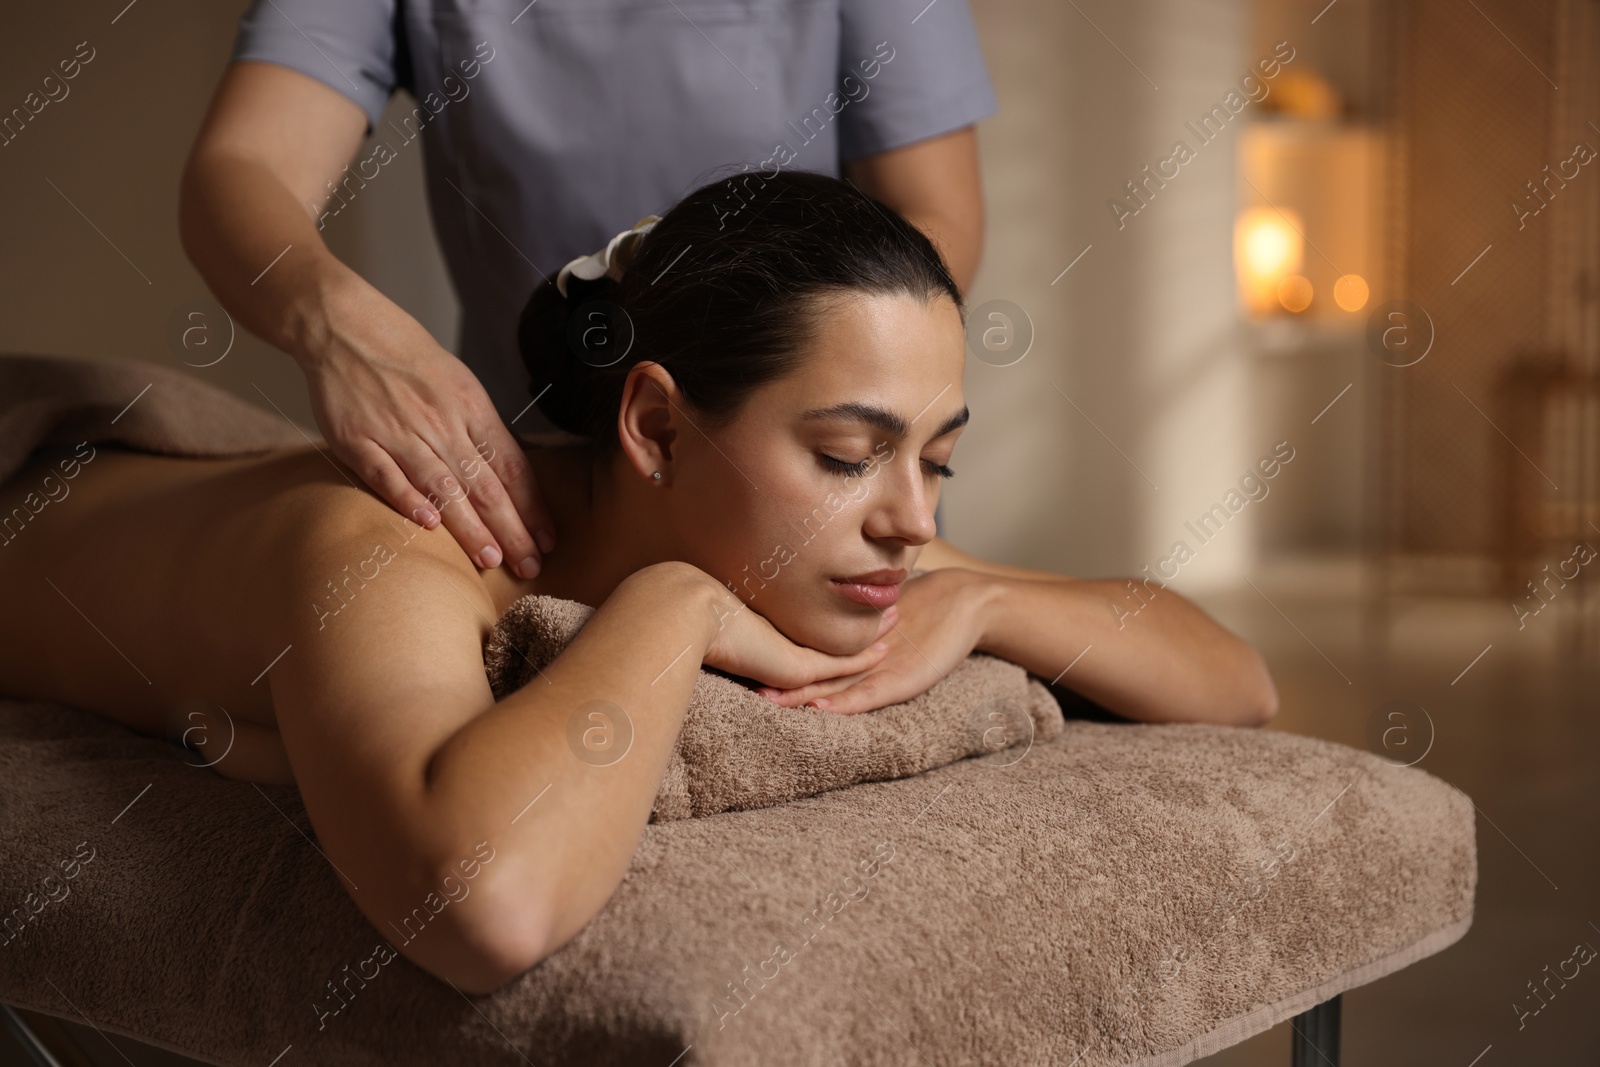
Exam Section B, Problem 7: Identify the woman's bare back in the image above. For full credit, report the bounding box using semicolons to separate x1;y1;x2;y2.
0;443;517;781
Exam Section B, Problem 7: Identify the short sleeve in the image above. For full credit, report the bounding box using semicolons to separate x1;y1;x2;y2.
836;0;999;163
229;0;401;131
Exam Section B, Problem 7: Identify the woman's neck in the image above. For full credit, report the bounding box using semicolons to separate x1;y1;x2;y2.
478;438;671;612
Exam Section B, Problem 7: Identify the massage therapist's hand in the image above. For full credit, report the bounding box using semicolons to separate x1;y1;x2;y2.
697;576;899;693
755;568;994;715
176;62;555;579
304;281;558;579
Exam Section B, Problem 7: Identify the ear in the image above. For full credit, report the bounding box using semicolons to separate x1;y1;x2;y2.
615;361;682;481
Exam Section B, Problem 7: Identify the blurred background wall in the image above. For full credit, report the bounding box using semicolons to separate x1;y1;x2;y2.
0;3;459;436
0;0;1590;598
956;0;1253;586
954;0;1374;587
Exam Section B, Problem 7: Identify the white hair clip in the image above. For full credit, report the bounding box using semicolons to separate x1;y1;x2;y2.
555;215;662;298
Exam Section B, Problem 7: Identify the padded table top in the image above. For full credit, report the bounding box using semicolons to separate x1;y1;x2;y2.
0;699;1475;1066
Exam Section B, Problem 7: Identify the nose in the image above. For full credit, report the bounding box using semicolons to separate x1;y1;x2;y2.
861;455;939;546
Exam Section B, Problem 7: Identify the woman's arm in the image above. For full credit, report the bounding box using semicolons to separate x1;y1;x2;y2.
970;572;1278;727
268;551;720;994
265;505;890;995
926;536;1278;726
763;537;1276;726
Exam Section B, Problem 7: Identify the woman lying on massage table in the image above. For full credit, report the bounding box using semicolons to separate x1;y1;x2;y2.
0;170;1276;995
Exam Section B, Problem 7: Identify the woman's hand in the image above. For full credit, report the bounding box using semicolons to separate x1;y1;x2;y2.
755;568;994;715
698;579;900;693
305;283;558;579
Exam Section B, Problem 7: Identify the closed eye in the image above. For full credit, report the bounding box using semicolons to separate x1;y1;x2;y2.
818;454;956;479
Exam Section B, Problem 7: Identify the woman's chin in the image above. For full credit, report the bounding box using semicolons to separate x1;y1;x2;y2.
778;611;880;658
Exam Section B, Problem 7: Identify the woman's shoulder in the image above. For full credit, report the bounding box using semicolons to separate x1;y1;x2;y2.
246;449;496;652
300;468;468;567
237;447;477;588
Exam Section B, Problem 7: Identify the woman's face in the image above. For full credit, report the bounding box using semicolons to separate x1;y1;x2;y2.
663;290;969;655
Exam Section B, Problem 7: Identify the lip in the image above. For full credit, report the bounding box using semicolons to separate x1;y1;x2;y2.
836;568;908;585
829;568;907;609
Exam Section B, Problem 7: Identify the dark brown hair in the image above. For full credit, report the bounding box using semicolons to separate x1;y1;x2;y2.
516;169;963;450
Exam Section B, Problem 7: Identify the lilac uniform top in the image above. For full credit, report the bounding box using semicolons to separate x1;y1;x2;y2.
230;0;998;426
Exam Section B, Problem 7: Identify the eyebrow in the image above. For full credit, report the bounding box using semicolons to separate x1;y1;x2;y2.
799;401;970;441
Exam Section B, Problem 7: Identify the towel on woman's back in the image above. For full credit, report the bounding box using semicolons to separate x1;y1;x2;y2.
0;351;308;486
0;351;1065;819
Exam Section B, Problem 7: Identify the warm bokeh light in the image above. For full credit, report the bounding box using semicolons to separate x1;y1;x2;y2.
1239;209;1301;279
1235;207;1304;316
1333;273;1369;311
1277;274;1313;313
1258;69;1343;120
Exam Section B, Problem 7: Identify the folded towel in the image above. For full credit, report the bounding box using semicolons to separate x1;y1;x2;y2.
483;591;1065;822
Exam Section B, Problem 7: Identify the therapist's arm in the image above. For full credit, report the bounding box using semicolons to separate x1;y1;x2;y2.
845;126;985;295
178;61;556;580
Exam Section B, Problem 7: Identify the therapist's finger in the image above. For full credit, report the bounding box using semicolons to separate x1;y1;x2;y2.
393;437;505;570
447;426;542;579
466;417;558;568
343;439;444;529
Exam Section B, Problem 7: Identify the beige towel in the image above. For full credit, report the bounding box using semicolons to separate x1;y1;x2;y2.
484;591;1065;822
0;352;306;485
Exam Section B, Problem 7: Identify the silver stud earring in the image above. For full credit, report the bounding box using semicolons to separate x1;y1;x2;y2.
652;471;662;480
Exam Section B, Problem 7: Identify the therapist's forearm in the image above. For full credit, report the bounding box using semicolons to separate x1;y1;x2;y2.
845;127;987;295
901;208;982;295
971;574;1279;727
179;148;384;372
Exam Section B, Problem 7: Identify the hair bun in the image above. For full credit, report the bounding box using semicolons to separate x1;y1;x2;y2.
516;273;634;437
561;275;635;370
